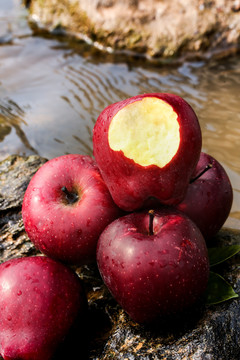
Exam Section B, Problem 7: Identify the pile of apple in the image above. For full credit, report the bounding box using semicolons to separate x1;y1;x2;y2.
0;93;233;359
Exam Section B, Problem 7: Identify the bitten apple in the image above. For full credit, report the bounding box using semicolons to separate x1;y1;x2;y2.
93;93;202;211
22;154;121;265
176;152;233;240
0;256;86;360
97;208;209;324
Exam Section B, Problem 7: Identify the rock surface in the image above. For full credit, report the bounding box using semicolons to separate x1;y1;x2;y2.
0;155;46;263
26;0;240;60
0;155;240;359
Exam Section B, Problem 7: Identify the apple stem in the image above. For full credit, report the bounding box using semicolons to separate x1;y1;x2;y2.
148;210;155;236
190;163;213;184
61;186;79;204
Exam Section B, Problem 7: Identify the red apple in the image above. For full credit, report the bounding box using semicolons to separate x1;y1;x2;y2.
22;154;121;265
0;256;86;360
176;152;233;240
97;208;209;324
93;93;202;211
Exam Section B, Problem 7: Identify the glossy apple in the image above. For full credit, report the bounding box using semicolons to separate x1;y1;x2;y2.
97;208;209;324
0;256;86;360
93;93;202;211
22;154;121;265
176;152;233;240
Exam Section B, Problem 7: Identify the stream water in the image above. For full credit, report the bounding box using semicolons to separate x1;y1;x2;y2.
0;0;240;228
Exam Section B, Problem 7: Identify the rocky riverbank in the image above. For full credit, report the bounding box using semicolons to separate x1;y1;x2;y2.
26;0;240;61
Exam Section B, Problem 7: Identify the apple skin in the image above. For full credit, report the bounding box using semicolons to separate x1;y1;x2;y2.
97;208;209;324
176;152;233;240
93;93;202;211
22;154;121;265
0;256;87;360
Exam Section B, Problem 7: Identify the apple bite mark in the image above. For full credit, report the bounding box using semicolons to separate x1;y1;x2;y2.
93;93;202;211
108;97;180;167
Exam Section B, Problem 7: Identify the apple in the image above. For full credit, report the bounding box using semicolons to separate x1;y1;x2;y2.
97;208;209;324
93;93;202;211
22;154;121;265
176;152;233;240
0;256;87;360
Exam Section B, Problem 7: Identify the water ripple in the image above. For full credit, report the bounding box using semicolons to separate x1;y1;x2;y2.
0;1;239;222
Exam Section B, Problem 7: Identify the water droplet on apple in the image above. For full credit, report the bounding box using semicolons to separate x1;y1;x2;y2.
17;290;22;296
7;315;12;321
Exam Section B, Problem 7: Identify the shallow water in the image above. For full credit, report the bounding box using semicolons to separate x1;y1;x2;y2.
0;0;240;228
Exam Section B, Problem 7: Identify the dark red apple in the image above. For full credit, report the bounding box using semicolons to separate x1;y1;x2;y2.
93;93;202;211
176;152;233;240
97;208;209;324
0;256;86;360
22;154;121;265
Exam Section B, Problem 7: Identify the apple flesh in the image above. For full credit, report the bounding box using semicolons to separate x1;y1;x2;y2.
22;154;121;265
97;208;209;324
176;152;233;240
0;256;86;360
93;93;202;211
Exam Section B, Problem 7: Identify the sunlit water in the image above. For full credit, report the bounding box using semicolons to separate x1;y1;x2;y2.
1;0;240;228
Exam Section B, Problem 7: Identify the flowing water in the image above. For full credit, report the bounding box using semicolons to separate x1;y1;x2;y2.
1;0;240;228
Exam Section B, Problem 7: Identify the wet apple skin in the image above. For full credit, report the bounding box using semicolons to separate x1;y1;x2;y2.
176;152;233;240
0;256;86;360
97;208;209;324
93;93;202;211
22;154;121;265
